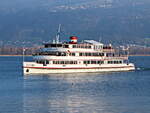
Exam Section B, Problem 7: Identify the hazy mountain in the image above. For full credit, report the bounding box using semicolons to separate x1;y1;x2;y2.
0;0;150;46
0;0;109;13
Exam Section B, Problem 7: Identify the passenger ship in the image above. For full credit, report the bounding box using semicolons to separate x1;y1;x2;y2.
23;34;135;74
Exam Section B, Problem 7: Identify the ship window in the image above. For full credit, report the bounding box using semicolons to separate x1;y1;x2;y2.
61;52;67;56
79;53;83;56
98;61;104;64
83;61;88;64
103;46;112;49
57;44;62;47
71;53;75;56
51;44;57;47
53;61;78;64
108;61;111;64
62;61;65;64
45;45;48;48
91;61;96;64
113;61;122;64
63;45;69;48
100;53;104;56
83;61;87;64
37;52;67;56
46;60;49;64
72;45;77;48
83;60;104;64
47;44;62;48
79;52;104;56
97;61;100;64
108;61;113;64
72;45;91;49
36;60;49;64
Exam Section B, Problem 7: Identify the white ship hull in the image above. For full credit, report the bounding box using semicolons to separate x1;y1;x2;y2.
23;62;135;75
22;37;136;75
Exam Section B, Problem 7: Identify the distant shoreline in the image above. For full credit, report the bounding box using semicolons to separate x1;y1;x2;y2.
0;55;32;56
129;54;150;56
0;54;150;56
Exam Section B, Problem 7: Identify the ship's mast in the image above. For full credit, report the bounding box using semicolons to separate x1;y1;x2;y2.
22;46;25;67
56;24;61;44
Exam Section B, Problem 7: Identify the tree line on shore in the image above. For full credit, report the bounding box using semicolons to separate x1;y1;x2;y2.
0;46;150;56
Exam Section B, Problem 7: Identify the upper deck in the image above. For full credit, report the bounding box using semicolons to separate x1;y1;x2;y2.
32;37;128;61
42;40;114;53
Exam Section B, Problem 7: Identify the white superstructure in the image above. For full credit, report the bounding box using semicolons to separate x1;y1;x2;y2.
23;36;135;74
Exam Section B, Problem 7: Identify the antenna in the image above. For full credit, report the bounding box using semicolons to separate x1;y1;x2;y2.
56;24;61;43
99;36;102;42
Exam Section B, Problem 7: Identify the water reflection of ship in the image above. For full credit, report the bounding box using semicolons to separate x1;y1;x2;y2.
22;73;108;113
23;72;145;113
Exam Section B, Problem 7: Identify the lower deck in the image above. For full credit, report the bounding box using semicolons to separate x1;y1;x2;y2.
23;62;135;74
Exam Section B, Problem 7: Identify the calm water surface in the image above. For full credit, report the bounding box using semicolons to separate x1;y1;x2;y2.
0;56;150;113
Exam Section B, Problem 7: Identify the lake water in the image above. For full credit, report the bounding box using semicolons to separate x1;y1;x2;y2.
0;56;150;113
